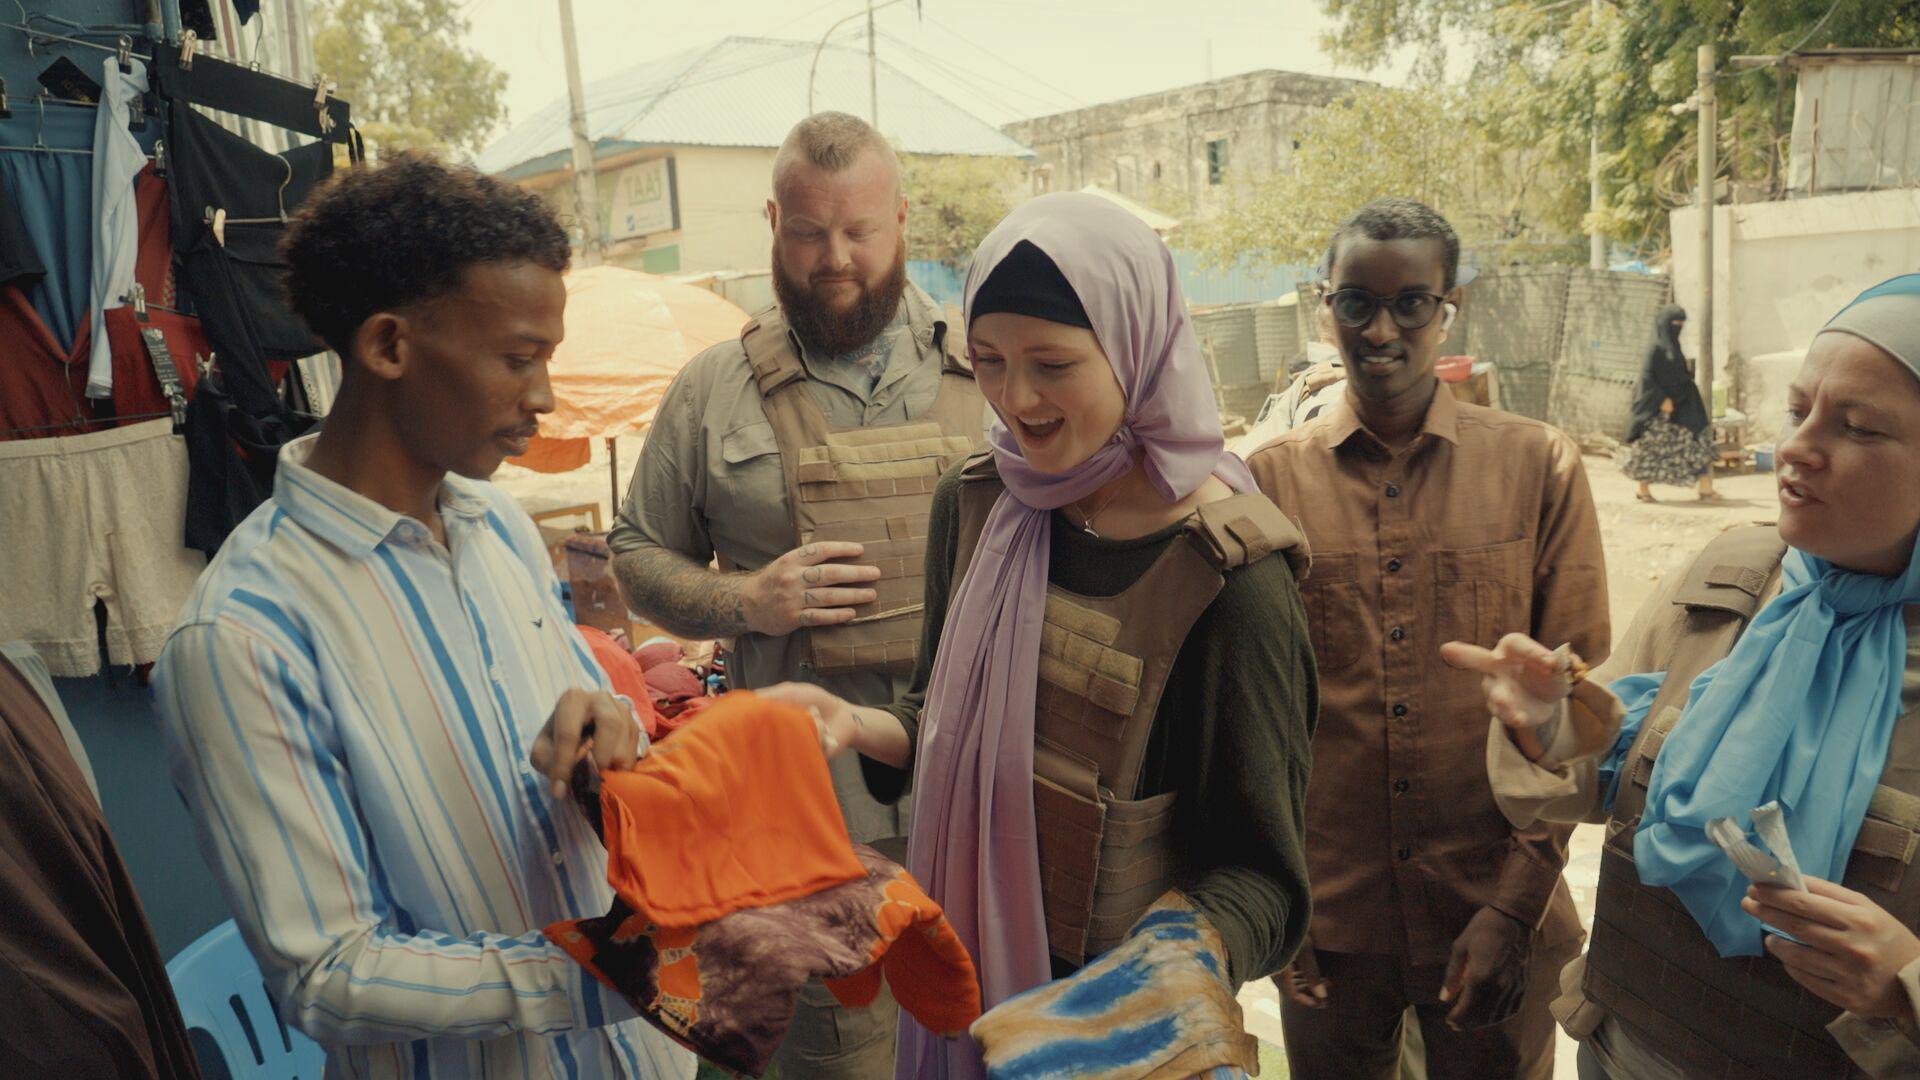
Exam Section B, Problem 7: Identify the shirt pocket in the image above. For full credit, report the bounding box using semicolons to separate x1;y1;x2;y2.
1434;538;1535;651
713;421;785;542
1299;551;1365;672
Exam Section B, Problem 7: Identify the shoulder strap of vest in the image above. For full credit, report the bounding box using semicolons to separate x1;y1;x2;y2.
1185;493;1311;579
931;301;973;380
741;303;807;398
1610;524;1787;822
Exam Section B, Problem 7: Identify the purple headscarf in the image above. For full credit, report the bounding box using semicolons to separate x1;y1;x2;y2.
899;192;1256;1080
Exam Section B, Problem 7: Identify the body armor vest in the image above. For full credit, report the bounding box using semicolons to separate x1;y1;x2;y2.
735;302;984;677
1581;524;1920;1078
953;453;1306;965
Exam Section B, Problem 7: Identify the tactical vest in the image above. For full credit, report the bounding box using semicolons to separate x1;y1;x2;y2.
1578;524;1920;1078
736;302;984;677
953;453;1307;965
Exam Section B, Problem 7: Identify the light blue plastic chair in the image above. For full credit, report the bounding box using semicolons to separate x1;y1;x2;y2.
167;920;326;1080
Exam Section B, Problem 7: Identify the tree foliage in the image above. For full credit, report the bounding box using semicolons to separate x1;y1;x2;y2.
1185;83;1584;271
901;153;1023;264
312;0;509;158
1317;0;1920;256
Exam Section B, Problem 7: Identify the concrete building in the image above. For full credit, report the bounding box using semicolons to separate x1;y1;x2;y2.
476;36;1033;275
1670;51;1920;436
1003;69;1367;210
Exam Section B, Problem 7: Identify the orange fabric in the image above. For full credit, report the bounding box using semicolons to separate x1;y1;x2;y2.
597;690;866;928
823;864;982;1035
576;626;660;739
509;434;592;473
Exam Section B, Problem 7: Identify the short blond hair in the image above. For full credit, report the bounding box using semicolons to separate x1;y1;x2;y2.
772;111;900;196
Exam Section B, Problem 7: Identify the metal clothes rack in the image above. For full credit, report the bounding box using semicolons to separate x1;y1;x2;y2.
0;410;173;438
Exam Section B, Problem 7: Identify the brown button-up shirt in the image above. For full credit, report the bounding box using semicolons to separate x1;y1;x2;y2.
1246;386;1607;964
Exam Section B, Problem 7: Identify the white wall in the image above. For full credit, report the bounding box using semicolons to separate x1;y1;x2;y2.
1672;189;1920;400
673;146;780;274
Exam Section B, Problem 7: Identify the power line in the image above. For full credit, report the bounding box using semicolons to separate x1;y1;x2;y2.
875;30;1047;119
921;13;1086;108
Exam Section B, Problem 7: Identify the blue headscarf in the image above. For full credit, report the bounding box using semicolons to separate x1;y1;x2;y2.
1635;274;1920;958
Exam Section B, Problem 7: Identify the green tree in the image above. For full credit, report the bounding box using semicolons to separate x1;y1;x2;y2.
312;0;509;158
1185;83;1583;271
1316;0;1920;255
901;153;1023;264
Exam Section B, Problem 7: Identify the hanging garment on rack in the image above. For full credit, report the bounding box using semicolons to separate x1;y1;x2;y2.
0;418;206;677
0;180;47;290
85;55;152;400
0;168;174;440
0;105;94;348
181;377;313;557
165;100;329;364
152;41;352;143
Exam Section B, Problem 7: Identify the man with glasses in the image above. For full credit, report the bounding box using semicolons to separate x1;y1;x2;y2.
1244;198;1609;1079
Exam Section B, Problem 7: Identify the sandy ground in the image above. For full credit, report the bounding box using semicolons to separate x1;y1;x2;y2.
497;445;1782;1077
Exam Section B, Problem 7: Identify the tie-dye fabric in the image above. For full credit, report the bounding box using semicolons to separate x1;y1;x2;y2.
969;892;1256;1080
546;755;980;1077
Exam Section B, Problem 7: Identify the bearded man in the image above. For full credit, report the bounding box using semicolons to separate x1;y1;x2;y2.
608;111;984;1078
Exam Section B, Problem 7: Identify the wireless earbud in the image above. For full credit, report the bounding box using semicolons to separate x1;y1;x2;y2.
1441;302;1457;333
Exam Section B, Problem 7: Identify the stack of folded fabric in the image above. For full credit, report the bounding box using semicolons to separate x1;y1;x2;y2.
545;691;981;1076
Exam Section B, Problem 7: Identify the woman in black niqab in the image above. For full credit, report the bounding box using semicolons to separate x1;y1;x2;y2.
1620;304;1719;501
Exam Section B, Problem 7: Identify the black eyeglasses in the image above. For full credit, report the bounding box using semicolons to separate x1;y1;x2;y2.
1324;288;1448;330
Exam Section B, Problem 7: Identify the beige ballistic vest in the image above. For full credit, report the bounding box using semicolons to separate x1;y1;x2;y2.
1579;524;1920;1078
735;302;984;677
954;452;1308;965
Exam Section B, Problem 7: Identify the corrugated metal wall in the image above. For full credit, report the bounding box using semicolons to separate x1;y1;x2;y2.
1457;267;1570;422
1548;270;1674;438
1789;61;1920;195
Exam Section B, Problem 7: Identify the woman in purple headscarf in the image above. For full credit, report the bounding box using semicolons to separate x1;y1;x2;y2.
764;192;1318;1078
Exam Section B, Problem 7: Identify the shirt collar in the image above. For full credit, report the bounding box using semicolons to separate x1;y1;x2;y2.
275;432;497;560
1322;380;1462;452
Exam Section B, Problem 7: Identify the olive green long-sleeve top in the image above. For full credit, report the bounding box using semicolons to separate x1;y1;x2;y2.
862;464;1319;986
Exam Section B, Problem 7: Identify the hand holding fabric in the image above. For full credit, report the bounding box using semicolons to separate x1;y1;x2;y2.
529;688;645;798
970;892;1258;1080
1438;906;1532;1030
1745;877;1920;1019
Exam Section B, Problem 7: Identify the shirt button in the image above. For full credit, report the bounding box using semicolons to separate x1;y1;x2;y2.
1392;703;1408;717
1390;626;1406;642
1393;778;1410;794
1387;558;1403;573
1397;846;1413;861
489;665;504;683
1386;484;1402;498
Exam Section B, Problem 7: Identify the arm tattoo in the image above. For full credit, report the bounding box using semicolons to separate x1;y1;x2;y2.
612;546;751;639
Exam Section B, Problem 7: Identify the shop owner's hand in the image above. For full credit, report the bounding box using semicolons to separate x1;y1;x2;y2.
1439;907;1532;1030
530;688;645;798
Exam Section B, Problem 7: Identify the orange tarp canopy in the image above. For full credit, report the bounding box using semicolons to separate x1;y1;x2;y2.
509;265;750;473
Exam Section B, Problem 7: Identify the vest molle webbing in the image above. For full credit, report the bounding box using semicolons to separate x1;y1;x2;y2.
954;453;1306;964
738;300;985;677
1584;524;1920;1078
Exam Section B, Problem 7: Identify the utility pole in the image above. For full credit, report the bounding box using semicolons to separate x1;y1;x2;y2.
866;0;878;127
1588;0;1606;269
1696;43;1716;413
557;0;603;267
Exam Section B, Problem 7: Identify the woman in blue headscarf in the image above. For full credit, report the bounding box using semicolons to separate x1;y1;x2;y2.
1445;275;1920;1079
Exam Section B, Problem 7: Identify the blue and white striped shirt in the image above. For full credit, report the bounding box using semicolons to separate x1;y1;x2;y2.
153;434;695;1080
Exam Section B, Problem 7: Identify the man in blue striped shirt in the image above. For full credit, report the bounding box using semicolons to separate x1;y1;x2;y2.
153;154;695;1079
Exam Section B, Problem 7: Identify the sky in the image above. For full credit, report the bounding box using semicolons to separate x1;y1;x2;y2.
461;0;1424;148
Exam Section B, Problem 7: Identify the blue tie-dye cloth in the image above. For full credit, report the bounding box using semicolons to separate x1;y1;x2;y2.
970;892;1258;1080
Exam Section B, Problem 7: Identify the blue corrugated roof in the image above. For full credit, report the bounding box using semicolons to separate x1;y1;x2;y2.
478;36;1033;177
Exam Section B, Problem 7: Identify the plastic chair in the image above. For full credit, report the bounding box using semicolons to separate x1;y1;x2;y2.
167;920;327;1080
